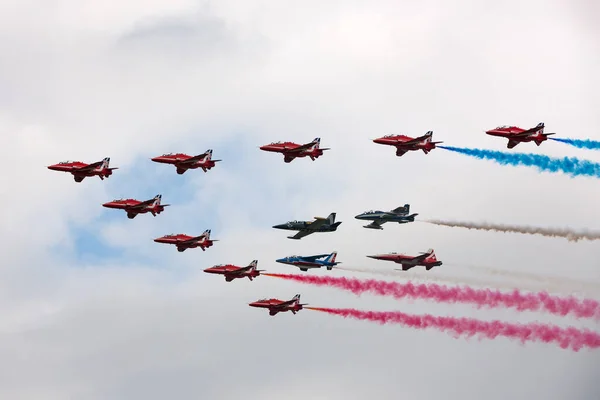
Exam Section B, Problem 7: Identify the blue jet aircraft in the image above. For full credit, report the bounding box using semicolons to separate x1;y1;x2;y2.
276;251;340;271
354;204;418;230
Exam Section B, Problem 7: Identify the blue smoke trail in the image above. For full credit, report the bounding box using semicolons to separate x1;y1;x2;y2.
550;138;600;150
438;146;600;178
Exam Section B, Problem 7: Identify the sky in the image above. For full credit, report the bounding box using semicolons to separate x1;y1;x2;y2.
1;0;599;398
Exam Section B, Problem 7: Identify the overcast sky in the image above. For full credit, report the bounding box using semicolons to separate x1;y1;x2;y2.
1;1;599;399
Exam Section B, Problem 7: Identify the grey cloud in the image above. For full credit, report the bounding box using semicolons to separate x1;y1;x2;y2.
1;0;600;399
116;13;235;57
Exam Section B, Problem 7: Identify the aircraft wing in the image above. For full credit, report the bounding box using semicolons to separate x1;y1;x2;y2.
412;253;430;262
286;142;315;153
507;140;519;149
300;254;330;261
510;128;536;138
226;267;250;276
180;235;205;244
128;199;155;209
76;161;103;171
308;218;329;229
365;220;387;229
395;148;408;157
180;152;209;164
391;205;409;215
288;230;314;240
273;298;296;308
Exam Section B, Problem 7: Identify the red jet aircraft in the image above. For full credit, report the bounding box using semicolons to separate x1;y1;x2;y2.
154;229;218;252
151;149;221;174
485;122;555;149
373;131;442;157
248;294;306;316
102;194;170;219
367;248;442;271
259;137;330;163
47;157;118;182
204;260;264;282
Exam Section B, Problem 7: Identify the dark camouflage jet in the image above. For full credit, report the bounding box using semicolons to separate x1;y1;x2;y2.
272;213;342;240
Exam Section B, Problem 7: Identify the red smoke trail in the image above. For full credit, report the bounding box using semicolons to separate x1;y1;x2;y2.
264;273;600;320
305;307;600;351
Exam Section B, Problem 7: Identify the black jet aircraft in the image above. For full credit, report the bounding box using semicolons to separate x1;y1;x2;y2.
272;213;342;240
354;204;418;230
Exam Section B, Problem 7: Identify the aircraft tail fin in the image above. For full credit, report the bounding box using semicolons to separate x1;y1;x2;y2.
204;149;213;161
310;137;321;150
405;213;418;221
98;157;110;171
324;251;338;264
427;249;437;261
249;260;258;268
202;229;211;240
327;212;336;225
152;194;162;207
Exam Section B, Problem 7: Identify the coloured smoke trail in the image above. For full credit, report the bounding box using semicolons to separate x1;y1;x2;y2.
438;146;600;179
335;265;599;297
422;219;600;242
335;265;549;293
550;137;600;150
263;273;600;320
305;307;600;351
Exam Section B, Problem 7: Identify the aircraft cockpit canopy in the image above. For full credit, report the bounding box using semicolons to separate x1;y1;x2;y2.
494;125;509;129
58;160;75;164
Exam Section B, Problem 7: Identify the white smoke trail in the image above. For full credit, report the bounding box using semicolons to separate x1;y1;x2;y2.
422;220;600;242
451;263;600;293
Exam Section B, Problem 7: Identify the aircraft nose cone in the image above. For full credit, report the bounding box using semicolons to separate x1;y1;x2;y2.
272;224;286;229
366;255;378;259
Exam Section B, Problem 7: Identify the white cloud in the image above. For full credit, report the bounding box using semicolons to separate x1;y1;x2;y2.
1;0;599;398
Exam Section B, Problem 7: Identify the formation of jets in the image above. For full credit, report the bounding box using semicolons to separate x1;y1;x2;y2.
47;123;551;316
